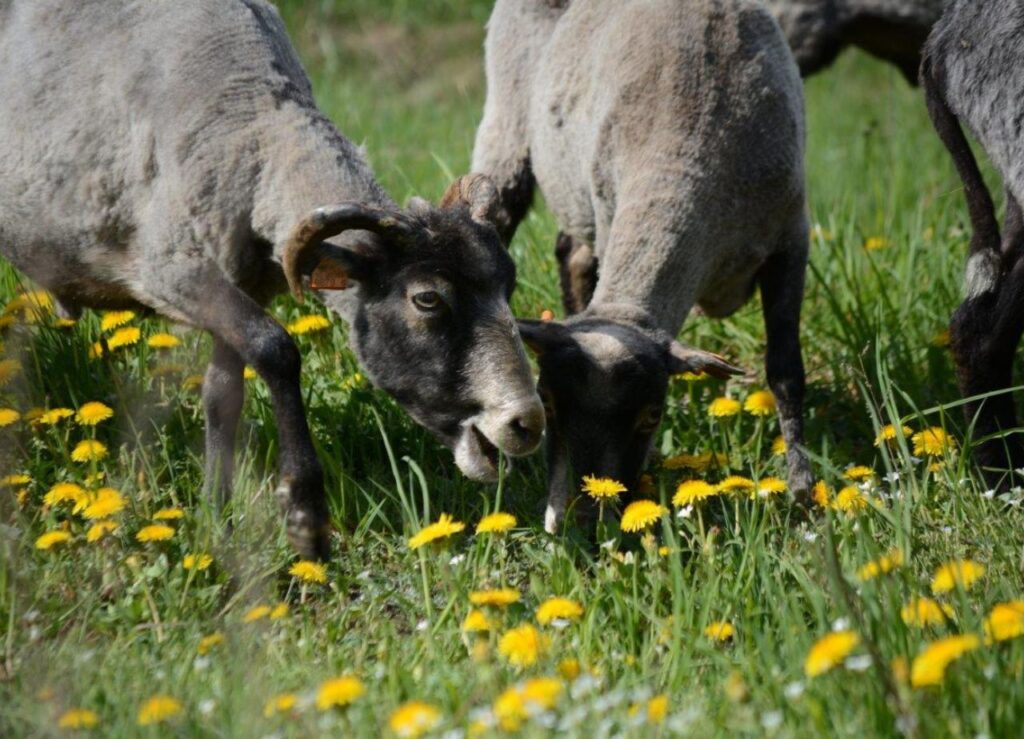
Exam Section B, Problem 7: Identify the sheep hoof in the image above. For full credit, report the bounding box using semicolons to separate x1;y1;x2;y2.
275;477;331;560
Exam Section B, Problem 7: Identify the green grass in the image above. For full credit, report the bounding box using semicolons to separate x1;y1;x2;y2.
2;2;1024;736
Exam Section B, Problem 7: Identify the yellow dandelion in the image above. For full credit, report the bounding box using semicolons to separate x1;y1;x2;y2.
812;480;832;508
100;311;135;331
770;435;786;455
147;333;181;349
843;465;874;481
476;512;516;534
107;326;141;350
499;623;550;668
183;553;213;571
315;675;364;710
462;609;493;632
243;366;257;380
672;479;718;506
57;709;100;730
832;486;868;513
864;235;888;251
264;693;299;718
931;559;985;594
0;408;20;427
88;342;105;359
984;601;1024;643
875;423;913;446
620;499;667;532
704;621;735;642
136;524;175;543
86;520;118;543
0;358;22;387
493;687;527;732
243;605;271;623
910;634;980;688
289;560;328;584
646;694;669;724
469;588;520;607
913;427;956;456
38;407;74;425
856;548;903;581
152;507;184;521
71;439;108;463
0;473;30;486
197;633;224;655
35;530;72;550
754;477;787;498
743;390;776;416
708;396;741;418
75;401;114;426
287;315;331;335
536;597;584;625
407;513;465;550
136;695;182;726
901;598;955;627
805;630;859;677
389;701;441;738
663;451;728;471
581;475;626;500
717;475;756;493
269;602;289;620
44;482;86;508
82;488;126;519
182;374;204;390
557;658;581;681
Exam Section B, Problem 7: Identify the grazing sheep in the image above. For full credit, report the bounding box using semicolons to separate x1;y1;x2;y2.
0;0;544;558
922;0;1024;487
767;0;948;83
472;0;813;531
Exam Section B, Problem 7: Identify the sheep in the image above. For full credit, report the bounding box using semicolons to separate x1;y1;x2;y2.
921;0;1024;488
766;0;948;83
0;0;545;558
471;0;813;531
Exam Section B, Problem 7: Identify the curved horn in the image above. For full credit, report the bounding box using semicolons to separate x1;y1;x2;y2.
282;203;416;302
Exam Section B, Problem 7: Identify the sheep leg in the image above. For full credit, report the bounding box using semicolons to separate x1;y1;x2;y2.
554;232;597;315
759;232;813;503
202;338;244;513
950;194;1024;488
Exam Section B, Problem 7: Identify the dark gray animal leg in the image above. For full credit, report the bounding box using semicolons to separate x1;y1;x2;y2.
759;231;812;503
554;232;597;315
202;338;244;513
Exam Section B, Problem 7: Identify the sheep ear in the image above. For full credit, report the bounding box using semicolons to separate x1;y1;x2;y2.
440;173;500;226
517;318;571;357
666;341;744;379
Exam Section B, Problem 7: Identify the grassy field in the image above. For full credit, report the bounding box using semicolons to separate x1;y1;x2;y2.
2;1;1024;736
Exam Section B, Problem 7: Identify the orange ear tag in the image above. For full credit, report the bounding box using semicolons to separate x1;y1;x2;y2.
309;258;350;291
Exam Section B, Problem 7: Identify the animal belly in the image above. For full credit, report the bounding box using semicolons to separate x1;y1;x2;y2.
696;267;760;319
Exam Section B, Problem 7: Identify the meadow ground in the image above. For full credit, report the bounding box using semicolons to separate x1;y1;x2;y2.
2;1;1024;736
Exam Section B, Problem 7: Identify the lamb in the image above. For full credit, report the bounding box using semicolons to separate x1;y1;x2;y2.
0;0;545;558
766;0;948;83
921;0;1024;488
471;0;813;531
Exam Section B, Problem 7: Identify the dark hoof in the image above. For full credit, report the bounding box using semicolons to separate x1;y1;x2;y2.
275;477;330;561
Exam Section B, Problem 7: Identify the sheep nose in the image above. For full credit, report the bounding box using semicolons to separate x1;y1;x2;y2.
501;399;545;455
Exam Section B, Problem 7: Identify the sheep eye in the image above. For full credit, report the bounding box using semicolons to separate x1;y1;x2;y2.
411;291;443;312
637;405;661;433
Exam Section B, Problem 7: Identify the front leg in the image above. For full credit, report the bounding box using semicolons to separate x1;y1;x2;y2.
554;232;598;315
202;338;244;511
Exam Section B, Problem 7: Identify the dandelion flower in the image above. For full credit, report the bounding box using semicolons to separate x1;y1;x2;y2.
620;500;667;532
243;606;271;623
704;621;735;642
754;477;787;498
264;693;299;718
100;311;135;331
521;677;563;708
805;630;859;677
315;675;364;710
843;465;874;481
931;559;985;594
182;374;204;390
646;694;669;724
57;709;100;729
743;390;776;416
86;520;118;543
183;553;213;571
499;623;550;668
812;481;832;508
71;440;108;463
152;507;184;521
268;602;289;620
663;451;727;471
389;701;441;738
35;530;72;550
901;598;954;627
771;435;787;455
462;609;493;632
0;473;30;486
107;326;141;350
74;401;114;426
88;342;105;360
38;407;74;425
0;408;20;427
708;397;741;418
44;482;86;508
147;333;181;349
136;524;174;543
984;601;1024;643
136;695;182;726
832;486;868;513
0;358;22;387
717;475;756;493
910;634;980;687
287;315;331;335
557;658;581;681
856;549;903;581
875;424;913;446
197;633;224;655
476;512;516;534
672;479;718;507
581;475;626;500
407;513;465;549
289;560;328;584
82;488;126;519
469;589;520;607
243;367;257;380
912;427;956;456
536;597;584;625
